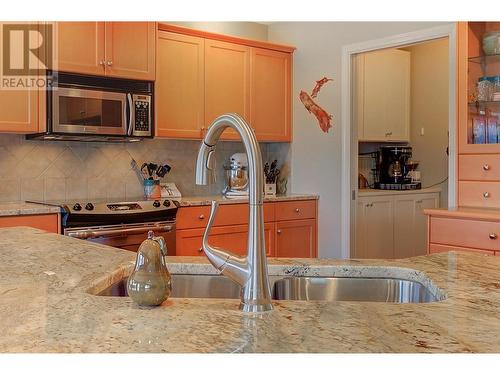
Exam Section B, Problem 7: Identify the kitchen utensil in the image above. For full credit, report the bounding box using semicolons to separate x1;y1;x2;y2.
131;158;145;182
147;163;158;178
140;163;150;179
127;230;172;306
156;164;171;178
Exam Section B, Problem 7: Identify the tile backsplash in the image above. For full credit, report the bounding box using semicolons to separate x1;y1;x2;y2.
0;134;291;202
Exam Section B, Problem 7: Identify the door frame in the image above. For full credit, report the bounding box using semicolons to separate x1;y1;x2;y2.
340;24;457;259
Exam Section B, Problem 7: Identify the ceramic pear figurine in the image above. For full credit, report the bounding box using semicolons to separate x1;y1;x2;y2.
127;230;172;306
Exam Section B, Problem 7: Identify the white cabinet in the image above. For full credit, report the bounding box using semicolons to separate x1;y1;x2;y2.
394;193;439;258
355;195;394;259
355;191;439;259
355;49;410;142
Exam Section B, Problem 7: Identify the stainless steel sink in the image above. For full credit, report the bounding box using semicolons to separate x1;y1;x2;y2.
96;274;443;303
98;274;242;299
273;277;442;303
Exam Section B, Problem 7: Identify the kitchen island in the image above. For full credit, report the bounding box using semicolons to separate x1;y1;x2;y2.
1;227;499;353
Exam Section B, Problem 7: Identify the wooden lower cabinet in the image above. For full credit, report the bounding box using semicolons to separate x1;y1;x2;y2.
176;222;275;257
175;200;318;258
0;214;60;233
275;219;317;258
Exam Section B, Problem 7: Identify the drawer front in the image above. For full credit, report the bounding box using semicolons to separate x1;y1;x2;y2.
459;154;500;181
176;223;275;257
429;243;495;255
430;216;500;251
459;181;500;208
176;203;275;229
275;200;316;221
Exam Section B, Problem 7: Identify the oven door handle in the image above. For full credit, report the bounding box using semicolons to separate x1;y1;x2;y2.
126;93;133;136
67;224;173;239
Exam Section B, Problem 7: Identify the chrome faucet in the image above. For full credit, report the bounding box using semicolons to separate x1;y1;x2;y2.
195;113;273;313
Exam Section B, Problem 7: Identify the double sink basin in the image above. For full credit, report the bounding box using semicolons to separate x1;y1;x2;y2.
96;273;444;303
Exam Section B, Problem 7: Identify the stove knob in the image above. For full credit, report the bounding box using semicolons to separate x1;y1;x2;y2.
85;203;94;211
163;200;171;207
73;203;82;211
153;200;161;208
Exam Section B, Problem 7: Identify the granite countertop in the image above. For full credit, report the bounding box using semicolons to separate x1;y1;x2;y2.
0;194;318;217
178;193;319;206
358;187;441;197
0;202;62;217
1;227;499;353
424;206;500;222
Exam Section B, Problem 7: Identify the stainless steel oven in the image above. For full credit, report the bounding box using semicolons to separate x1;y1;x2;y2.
26;72;153;142
65;221;176;253
29;198;179;254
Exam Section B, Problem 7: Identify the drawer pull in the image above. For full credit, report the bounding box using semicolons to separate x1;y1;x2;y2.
385;132;393;136
198;214;205;220
489;233;497;240
483;164;490;171
294;208;300;213
483;192;490;198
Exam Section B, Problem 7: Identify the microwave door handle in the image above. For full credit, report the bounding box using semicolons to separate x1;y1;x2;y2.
126;93;133;136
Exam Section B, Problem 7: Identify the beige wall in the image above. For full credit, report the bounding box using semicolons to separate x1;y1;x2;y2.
165;22;268;40
406;38;449;207
267;22;451;258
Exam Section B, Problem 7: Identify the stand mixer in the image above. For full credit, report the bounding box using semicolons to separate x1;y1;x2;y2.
223;153;249;197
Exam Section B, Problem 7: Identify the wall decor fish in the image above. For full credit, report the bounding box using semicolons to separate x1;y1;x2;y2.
299;76;333;133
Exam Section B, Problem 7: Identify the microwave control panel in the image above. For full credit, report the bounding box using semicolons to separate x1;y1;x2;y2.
132;94;152;136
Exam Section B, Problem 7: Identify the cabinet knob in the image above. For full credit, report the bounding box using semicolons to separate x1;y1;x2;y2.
489;233;497;240
483;192;491;198
106;60;113;66
416;200;423;204
99;60;105;66
277;229;282;234
483;164;490;171
199;214;205;220
294;208;300;213
198;247;203;253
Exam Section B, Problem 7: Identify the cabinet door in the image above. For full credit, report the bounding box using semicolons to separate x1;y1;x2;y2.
393;194;439;258
156;31;205;139
358;49;410;142
205;39;251;140
355;196;394;259
0;214;59;233
0;22;41;133
54;22;105;75
176;223;275;257
250;48;292;141
276;219;317;258
104;22;156;80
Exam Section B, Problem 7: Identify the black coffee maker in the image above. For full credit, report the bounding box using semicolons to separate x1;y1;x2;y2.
375;145;419;190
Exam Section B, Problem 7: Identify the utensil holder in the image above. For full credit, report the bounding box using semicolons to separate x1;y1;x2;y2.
265;183;276;196
143;179;161;200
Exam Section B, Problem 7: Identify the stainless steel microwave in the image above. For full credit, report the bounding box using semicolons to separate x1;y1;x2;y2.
26;72;154;142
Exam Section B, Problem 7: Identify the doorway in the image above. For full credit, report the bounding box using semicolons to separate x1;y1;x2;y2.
340;24;457;259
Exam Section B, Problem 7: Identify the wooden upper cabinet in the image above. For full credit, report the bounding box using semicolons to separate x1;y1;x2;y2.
104;22;156;80
205;39;251;140
55;22;155;80
156;31;205;138
55;22;106;76
251;48;292;141
0;22;42;133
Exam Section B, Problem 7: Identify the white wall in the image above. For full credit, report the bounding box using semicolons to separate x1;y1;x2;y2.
267;22;451;258
166;22;268;40
406;39;449;208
